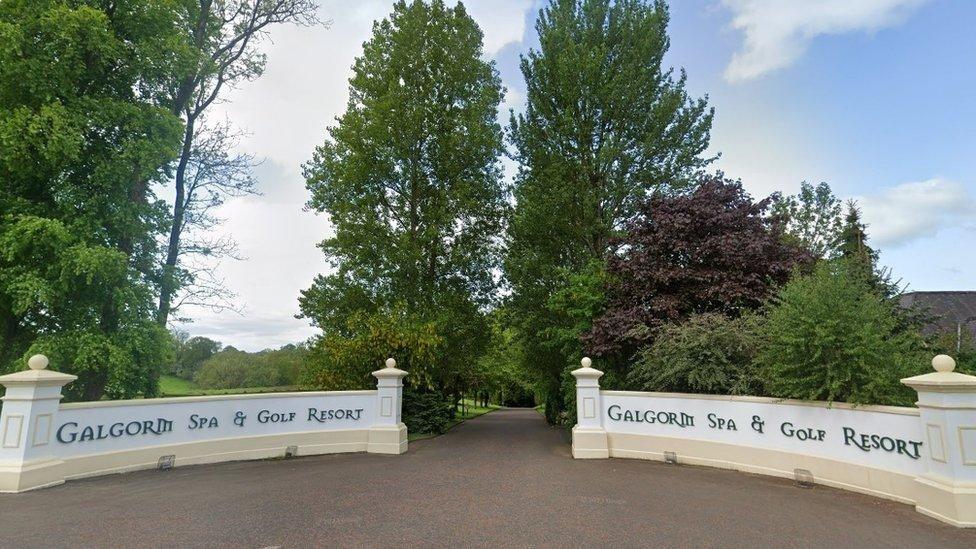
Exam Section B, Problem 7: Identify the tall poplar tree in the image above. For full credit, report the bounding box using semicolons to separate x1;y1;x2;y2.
300;0;506;396
506;0;714;423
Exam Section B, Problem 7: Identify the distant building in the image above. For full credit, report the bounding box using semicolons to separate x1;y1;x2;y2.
899;291;976;340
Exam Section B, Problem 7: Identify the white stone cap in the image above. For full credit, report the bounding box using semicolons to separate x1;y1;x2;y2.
901;355;976;392
571;357;604;380
0;354;77;387
372;357;408;379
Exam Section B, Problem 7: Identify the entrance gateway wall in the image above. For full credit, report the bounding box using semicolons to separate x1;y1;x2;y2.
0;356;408;493
571;356;976;528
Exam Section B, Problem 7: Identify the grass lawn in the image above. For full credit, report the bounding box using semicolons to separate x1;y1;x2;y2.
159;375;303;397
408;399;500;441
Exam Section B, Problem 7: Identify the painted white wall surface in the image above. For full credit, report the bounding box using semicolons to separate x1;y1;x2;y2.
572;356;976;528
55;392;376;459
0;356;409;493
601;393;925;476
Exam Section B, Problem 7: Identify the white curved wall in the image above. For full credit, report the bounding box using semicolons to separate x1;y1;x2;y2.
599;391;924;503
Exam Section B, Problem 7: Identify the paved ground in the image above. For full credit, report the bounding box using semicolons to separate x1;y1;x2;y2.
1;408;974;548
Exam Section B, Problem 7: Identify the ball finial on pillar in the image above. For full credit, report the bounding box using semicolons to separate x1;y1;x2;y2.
932;354;956;373
581;357;592;368
28;354;49;371
385;357;396;369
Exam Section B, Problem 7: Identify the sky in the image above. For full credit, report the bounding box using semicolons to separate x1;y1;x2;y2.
176;0;976;351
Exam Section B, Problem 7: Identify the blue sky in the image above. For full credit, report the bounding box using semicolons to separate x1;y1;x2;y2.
186;0;976;349
665;0;976;292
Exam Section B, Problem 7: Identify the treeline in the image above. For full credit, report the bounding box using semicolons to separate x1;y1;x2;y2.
297;0;965;432
2;0;966;420
167;333;306;390
584;180;947;413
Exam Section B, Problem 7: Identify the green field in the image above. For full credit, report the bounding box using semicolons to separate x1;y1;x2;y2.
159;375;303;397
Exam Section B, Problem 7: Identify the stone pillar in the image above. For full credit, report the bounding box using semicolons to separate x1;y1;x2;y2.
902;355;976;527
0;355;76;492
571;357;609;459
367;358;408;455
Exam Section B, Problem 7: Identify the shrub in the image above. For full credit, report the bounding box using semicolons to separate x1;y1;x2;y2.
926;330;976;376
756;259;925;406
300;305;443;391
402;390;455;435
627;313;763;395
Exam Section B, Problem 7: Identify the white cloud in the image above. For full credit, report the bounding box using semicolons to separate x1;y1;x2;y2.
464;0;535;56
173;161;332;351
858;178;976;248
721;0;928;83
213;0;534;169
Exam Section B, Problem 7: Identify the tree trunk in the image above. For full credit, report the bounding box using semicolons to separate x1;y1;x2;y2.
155;1;212;325
156;115;195;326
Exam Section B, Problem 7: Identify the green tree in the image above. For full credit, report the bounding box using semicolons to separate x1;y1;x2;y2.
190;343;308;390
0;0;185;400
928;329;976;376
470;309;537;406
194;347;281;389
506;0;714;423
299;0;505;399
300;304;443;391
833;202;878;271
170;332;222;379
757;259;925;406
628;313;763;396
769;181;844;258
263;343;309;386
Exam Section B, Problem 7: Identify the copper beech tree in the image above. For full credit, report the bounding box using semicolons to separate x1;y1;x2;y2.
584;176;813;361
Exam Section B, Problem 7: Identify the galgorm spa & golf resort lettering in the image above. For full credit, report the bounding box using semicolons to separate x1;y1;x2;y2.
606;405;695;427
54;407;368;445
606;405;923;460
57;418;174;443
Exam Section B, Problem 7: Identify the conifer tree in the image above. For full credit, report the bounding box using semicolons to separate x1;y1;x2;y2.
834;201;877;271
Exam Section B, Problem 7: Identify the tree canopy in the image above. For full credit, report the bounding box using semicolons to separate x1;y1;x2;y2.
0;0;187;400
757;259;924;406
300;0;506;397
585;176;812;361
770;181;844;258
505;0;714;423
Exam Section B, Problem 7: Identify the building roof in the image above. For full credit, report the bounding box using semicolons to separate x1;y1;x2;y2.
899;291;976;337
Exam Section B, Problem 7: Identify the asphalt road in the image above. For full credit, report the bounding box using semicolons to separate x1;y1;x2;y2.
0;408;973;548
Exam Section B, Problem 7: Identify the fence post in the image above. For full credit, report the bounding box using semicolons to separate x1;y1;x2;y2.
571;357;609;459
368;358;408;454
902;355;976;527
0;355;76;492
